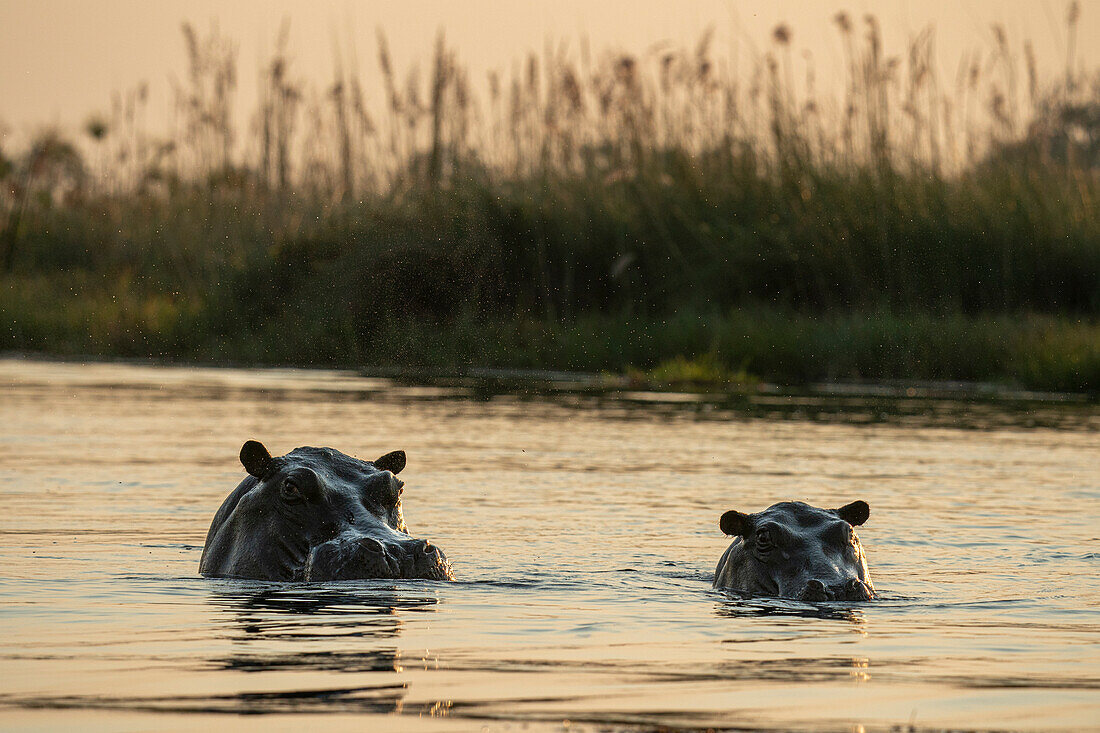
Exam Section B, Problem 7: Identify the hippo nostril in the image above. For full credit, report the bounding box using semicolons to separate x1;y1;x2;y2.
802;579;830;602
358;537;386;555
845;578;873;600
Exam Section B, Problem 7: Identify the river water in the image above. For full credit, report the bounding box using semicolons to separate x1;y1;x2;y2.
1;358;1097;731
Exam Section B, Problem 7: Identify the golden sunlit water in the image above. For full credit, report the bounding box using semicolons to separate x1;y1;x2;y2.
1;358;1098;731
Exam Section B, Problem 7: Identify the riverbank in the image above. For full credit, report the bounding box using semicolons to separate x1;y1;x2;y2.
2;17;1097;395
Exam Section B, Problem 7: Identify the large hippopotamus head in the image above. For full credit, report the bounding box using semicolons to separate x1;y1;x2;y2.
713;500;874;601
199;441;453;581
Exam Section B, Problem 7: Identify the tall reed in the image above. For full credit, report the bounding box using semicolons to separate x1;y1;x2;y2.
1;8;1097;389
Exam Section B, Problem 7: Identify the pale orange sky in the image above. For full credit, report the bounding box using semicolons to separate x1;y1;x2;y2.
1;0;1096;141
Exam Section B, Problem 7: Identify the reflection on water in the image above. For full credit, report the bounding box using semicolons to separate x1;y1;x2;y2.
712;593;868;624
207;584;438;676
2;684;412;717
0;358;1098;731
208;582;441;617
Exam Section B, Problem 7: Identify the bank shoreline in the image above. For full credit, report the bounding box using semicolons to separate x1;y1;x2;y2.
3;347;1094;404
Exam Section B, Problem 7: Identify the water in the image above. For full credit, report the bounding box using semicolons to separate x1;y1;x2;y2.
1;358;1098;731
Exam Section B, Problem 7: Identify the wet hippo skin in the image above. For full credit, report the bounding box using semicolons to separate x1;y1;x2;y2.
200;441;453;581
713;500;875;601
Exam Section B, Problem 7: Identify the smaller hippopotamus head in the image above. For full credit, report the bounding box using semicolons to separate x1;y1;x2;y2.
713;500;874;601
199;441;453;581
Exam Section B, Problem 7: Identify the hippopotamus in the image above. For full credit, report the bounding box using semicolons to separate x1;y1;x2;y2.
713;500;874;601
199;441;453;581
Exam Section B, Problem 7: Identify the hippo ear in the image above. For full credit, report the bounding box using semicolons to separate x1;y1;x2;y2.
835;500;870;526
373;450;406;475
240;440;274;478
719;510;751;537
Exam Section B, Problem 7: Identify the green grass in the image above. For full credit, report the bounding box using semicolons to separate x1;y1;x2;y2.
5;273;1097;393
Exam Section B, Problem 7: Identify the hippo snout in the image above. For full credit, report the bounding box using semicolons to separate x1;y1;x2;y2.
303;532;453;581
799;577;874;602
404;538;451;580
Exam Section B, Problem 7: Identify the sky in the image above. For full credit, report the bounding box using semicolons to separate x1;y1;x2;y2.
1;0;1095;143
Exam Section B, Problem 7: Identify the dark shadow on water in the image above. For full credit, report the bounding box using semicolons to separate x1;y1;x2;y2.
406;373;1099;431
217;648;403;674
0;685;410;716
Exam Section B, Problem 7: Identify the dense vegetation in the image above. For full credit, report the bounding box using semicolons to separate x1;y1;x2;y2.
2;10;1098;392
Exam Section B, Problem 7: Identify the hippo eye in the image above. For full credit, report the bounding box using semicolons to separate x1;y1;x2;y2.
281;479;303;503
754;529;774;551
833;523;855;545
385;485;403;507
381;480;404;506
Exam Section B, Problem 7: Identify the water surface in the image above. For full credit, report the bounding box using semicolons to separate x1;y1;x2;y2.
1;358;1097;731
